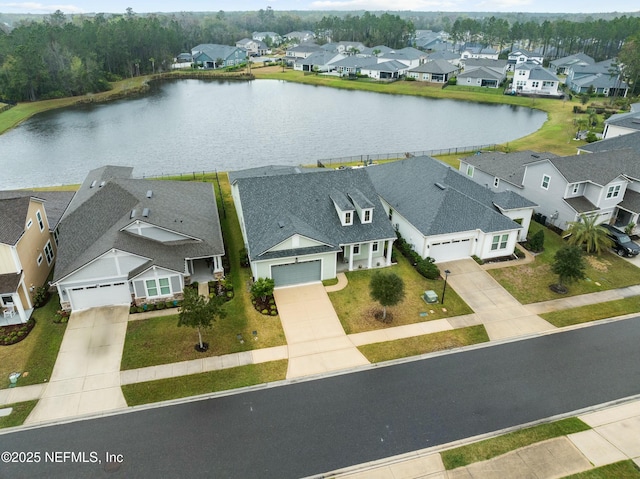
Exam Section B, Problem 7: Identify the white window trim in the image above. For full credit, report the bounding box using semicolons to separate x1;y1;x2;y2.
541;175;551;190
372;242;379;252
146;277;171;298
44;240;54;265
36;210;44;231
352;244;360;255
493;177;500;188
26;219;33;229
466;165;474;177
572;184;579;194
490;234;509;251
606;185;621;199
37;253;43;266
363;209;372;223
344;211;353;225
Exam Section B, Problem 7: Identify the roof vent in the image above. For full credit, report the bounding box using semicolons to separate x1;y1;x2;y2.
435;182;446;190
278;220;285;228
531;154;540;158
142;208;150;218
130;209;136;219
99;181;105;188
146;190;153;198
90;180;97;188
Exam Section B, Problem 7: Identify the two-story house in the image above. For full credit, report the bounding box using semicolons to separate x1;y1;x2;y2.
507;49;544;71
191;44;248;69
512;61;561;97
235;38;269;56
460;149;640;234
0;191;73;323
602;105;640;139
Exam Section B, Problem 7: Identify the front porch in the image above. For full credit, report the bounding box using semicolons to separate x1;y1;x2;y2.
187;256;224;284
336;258;390;273
1;307;33;326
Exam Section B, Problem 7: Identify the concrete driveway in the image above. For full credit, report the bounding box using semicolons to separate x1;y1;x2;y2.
437;259;555;340
274;283;369;379
25;305;129;424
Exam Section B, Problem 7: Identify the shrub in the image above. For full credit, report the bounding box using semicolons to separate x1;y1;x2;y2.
165;301;174;309
415;256;440;280
514;247;525;259
472;255;484;265
528;229;545;252
32;285;50;308
226;291;234;299
156;302;165;310
270;310;278;316
585;132;598;142
130;306;137;314
261;309;269;314
448;77;457;85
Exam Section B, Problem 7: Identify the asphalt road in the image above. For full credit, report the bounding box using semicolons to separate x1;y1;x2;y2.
2;317;640;479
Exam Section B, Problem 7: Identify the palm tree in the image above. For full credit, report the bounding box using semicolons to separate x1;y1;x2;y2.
564;214;613;254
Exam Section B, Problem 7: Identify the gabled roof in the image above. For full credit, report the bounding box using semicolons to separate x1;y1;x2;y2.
410;59;458;74
331;56;378;69
366;157;529;236
461;150;558;187
516;63;559;81
572;73;628;89
54;172;224;282
287;42;322;53
509;48;542;58
462;58;507;70
191;44;246;61
232;168;396;261
604;110;640;130
544;149;640;184
364;60;407;73
619;189;640;214
457;66;503;80
0;196;31;245
297;51;344;66
551;52;595;67
579;131;640;154
0;190;74;231
427;51;459;61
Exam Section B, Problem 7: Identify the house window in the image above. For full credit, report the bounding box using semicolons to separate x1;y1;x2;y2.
36;210;44;231
353;244;360;255
364;210;371;222
345;211;352;225
572;184;579;194
518;70;526;76
26;219;33;229
44;240;54;265
543;81;554;87
53;228;60;246
606;185;621;199
493;177;500;188
37;253;43;266
541;175;551;190
531;81;539;88
491;234;509;251
466;165;474;177
1;295;13;306
372;242;379;252
145;278;171;297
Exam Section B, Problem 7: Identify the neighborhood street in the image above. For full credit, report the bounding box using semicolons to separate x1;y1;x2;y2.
2;316;640;479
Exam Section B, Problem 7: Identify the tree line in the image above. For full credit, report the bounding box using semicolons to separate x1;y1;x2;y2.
1;9;639;102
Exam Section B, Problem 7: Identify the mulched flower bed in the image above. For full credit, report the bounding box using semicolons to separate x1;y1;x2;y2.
0;318;36;346
252;295;278;316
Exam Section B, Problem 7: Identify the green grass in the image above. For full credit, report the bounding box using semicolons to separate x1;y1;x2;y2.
0;400;39;429
322;278;339;286
121;174;286;371
441;417;591;470
562;461;640;478
358;325;489;363
122;360;287;406
541;297;640;328
488;222;640;304
329;252;473;334
0;294;67;389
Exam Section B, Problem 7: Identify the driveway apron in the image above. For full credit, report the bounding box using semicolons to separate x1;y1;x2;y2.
437;259;555;340
274;283;369;379
25;305;129;424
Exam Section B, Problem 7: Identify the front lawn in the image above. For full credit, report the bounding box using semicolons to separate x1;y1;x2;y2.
329;252;473;334
541;297;640;328
121;174;286;371
122;360;287;406
441;417;590;470
0;294;67;389
358;325;489;363
563;461;640;479
488;222;640;304
0;400;39;429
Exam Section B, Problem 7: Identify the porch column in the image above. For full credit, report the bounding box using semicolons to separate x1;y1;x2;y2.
385;239;393;266
348;245;354;271
214;256;223;272
19;279;32;309
367;242;373;269
12;292;27;323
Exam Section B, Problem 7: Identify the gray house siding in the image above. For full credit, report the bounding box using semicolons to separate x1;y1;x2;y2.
522;162;578;229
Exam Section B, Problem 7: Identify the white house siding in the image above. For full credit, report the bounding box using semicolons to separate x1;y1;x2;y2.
269;235;326;252
477;230;519;259
603;124;636;139
425;232;476;262
252;251;337;283
131;266;184;305
499;209;531;242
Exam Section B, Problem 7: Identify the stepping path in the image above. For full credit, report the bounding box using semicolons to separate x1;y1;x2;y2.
437;259;556;341
24;306;129;424
273;283;369;379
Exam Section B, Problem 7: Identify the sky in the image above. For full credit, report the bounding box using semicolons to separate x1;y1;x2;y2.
0;0;639;15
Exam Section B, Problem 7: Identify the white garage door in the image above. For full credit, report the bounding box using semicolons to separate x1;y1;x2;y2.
69;283;131;311
272;260;321;287
429;238;472;262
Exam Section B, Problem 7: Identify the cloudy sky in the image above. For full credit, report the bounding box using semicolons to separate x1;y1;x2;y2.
0;0;638;14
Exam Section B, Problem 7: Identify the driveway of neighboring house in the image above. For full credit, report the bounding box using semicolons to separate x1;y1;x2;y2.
274;283;369;379
25;306;129;424
437;259;555;340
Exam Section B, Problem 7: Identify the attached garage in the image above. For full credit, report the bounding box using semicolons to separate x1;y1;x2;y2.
68;282;131;311
429;238;473;262
271;260;321;287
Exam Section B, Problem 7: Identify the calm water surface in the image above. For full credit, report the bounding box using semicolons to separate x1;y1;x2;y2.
1;79;546;189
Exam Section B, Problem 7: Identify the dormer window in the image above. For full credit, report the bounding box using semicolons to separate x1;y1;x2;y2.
344;211;353;225
363;209;372;223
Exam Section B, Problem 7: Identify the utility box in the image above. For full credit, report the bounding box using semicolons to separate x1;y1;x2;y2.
423;290;438;304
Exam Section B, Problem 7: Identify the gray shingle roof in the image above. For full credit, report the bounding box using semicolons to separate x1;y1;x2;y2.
572;73;628;89
0;190;74;235
0;196;30;245
233;168;396;261
579;131;640;154
0;272;21;295
552;53;594;68
619;189;640;214
457;66;504;81
462;58;507;70
547;149;640;184
523;65;559;81
364;60;407;73
54;176;224;282
605;111;640;130
366;157;527;236
410;59;458;74
564;196;599;213
191;44;246;61
461;150;558;187
228;165;306;182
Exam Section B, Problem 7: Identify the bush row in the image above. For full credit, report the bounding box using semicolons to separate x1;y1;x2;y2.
395;234;440;280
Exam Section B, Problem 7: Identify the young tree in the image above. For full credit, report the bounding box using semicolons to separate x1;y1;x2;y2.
250;277;275;302
177;287;225;352
369;271;405;321
564;214;613;254
551;245;586;293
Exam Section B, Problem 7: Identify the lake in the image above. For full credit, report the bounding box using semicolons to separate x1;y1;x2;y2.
1;79;546;189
